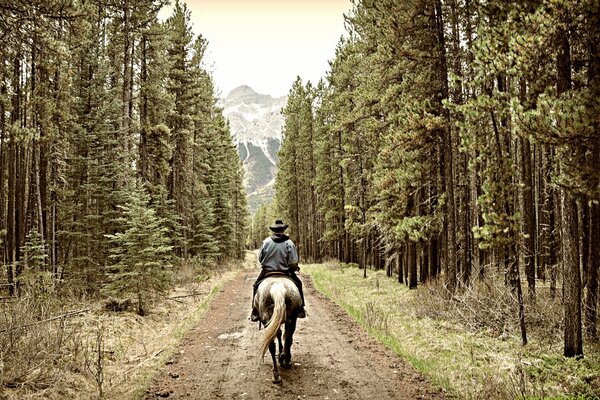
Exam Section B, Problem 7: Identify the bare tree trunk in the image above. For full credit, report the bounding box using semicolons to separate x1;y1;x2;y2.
579;201;589;290
397;245;404;284
585;202;599;339
429;237;439;279
584;4;600;340
434;0;457;292
556;31;583;358
409;243;417;289
122;0;131;157
139;34;148;181
6;102;15;296
521;135;536;296
542;145;559;296
562;192;583;357
0;82;6;280
421;242;429;283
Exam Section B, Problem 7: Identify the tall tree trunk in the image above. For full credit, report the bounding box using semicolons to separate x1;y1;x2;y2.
579;201;589;290
397;245;404;284
544;146;558;297
562;192;583;357
6;105;15;296
557;32;583;358
122;0;131;157
139;34;148;181
409;243;417;289
585;202;599;339
521;135;536;296
0;83;6;282
421;242;429;283
434;0;457;292
584;0;600;341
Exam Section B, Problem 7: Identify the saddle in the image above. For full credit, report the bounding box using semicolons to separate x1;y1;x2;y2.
263;271;295;282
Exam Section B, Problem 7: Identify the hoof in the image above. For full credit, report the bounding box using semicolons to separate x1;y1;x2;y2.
272;375;282;384
279;354;292;368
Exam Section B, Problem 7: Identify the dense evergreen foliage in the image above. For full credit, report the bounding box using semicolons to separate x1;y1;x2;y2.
0;0;248;313
275;0;599;357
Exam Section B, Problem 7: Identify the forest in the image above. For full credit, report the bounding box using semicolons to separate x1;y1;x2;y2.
2;0;600;397
0;0;248;392
273;0;599;361
0;0;248;308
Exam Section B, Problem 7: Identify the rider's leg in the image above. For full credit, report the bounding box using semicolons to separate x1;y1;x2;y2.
289;273;306;318
251;270;267;321
289;273;305;305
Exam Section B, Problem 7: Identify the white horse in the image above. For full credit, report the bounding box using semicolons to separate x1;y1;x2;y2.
254;275;303;383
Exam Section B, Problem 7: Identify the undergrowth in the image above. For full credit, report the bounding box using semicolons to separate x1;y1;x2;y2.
0;253;252;399
303;262;600;400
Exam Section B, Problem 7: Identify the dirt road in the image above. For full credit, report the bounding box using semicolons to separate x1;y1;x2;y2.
144;269;445;399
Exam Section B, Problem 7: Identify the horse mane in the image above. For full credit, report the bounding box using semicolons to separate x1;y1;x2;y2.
260;282;287;358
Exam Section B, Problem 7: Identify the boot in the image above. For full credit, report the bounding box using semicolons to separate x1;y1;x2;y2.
250;307;260;322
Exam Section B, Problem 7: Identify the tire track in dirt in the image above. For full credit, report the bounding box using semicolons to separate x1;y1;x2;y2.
143;269;445;399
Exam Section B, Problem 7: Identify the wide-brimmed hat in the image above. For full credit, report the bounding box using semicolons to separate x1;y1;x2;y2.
269;219;288;232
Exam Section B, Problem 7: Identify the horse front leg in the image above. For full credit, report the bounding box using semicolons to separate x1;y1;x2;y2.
269;340;281;383
279;317;296;368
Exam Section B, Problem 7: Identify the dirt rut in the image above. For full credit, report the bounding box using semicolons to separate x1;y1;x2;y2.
144;269;445;399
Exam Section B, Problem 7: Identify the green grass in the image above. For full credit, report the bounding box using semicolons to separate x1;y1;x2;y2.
303;262;600;399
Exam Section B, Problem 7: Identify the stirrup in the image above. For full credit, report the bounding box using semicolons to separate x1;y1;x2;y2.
250;309;260;322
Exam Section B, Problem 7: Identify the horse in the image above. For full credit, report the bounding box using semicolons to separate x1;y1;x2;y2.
254;274;303;384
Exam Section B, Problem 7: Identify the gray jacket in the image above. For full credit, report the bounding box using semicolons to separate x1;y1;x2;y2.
258;234;299;272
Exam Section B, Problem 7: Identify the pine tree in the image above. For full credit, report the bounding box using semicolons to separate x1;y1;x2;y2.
105;181;173;316
314;46;349;262
19;229;53;301
0;0;248;303
165;0;196;258
67;1;128;290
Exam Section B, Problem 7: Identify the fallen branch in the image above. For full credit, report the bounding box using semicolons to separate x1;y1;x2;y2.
166;292;207;300
141;288;208;302
0;308;91;333
124;348;166;375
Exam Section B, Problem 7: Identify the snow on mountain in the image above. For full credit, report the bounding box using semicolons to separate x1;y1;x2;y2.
220;85;287;213
221;85;287;143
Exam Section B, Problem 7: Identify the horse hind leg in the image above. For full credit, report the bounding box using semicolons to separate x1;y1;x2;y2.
276;329;283;356
269;340;282;384
279;318;297;369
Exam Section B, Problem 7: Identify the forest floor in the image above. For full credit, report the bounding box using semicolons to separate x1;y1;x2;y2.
302;262;600;399
142;264;444;399
1;259;242;400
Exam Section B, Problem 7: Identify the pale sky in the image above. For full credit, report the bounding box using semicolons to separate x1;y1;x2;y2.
171;0;352;98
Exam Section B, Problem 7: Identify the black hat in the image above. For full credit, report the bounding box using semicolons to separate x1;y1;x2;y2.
269;219;288;232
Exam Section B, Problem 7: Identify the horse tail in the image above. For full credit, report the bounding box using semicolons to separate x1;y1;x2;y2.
260;283;286;358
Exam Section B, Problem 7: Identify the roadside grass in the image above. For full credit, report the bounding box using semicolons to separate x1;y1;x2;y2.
303;262;600;400
107;274;234;400
0;252;254;400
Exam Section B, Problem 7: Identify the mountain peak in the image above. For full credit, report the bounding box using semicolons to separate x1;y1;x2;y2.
225;85;272;105
220;85;288;213
227;85;258;98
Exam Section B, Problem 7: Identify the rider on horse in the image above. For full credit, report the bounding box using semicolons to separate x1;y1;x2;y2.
250;219;306;322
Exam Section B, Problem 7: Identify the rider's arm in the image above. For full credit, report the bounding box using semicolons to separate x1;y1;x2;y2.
287;241;299;271
258;240;268;266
